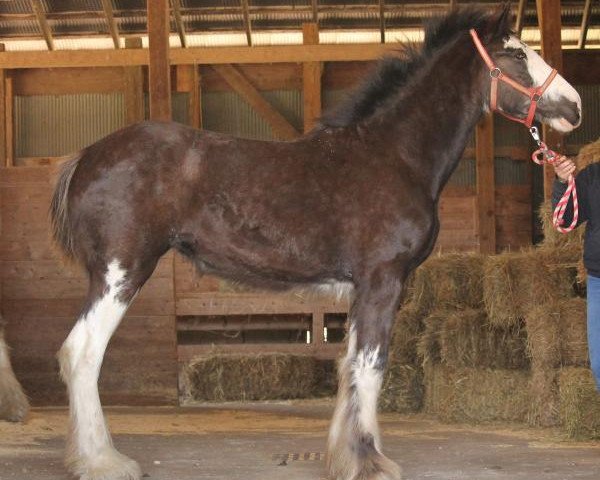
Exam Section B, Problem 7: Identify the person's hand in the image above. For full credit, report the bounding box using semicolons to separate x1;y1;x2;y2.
553;155;576;183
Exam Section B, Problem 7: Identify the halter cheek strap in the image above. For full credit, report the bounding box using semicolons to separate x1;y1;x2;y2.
469;29;558;128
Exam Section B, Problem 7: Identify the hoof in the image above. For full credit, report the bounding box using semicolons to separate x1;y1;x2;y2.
0;375;30;422
67;448;142;480
328;451;402;480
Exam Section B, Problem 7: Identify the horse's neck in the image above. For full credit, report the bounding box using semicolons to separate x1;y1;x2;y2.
378;38;486;199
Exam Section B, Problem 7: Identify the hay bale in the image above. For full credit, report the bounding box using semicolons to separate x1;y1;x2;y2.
380;364;423;413
527;367;560;427
483;248;577;327
389;305;425;366
525;299;588;369
559;367;600;439
424;364;530;423
440;309;528;370
407;253;484;314
418;309;528;370
183;353;317;402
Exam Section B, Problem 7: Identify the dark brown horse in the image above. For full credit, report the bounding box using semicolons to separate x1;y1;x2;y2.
49;6;581;480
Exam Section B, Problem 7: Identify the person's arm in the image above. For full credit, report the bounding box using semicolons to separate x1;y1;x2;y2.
551;156;589;227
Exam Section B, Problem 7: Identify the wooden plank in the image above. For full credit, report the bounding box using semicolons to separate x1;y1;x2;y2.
29;0;54;51
147;0;172;121
4;74;13;168
0;68;5;168
212;64;300;140
578;0;592;49
475;112;496;254
175;64;202;128
379;0;386;43
201;63;302;92
241;0;253;46
515;0;528;37
171;0;187;48
303;23;322;133
100;0;120;49
536;0;564;199
12;67;126;96
176;293;349;316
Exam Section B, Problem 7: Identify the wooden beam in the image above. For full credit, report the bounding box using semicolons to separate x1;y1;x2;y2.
4;73;13;167
241;0;252;47
175;64;202;128
536;0;564;199
212;64;299;140
147;0;172;121
475;112;496;254
124;37;144;125
303;23;322;133
29;0;54;51
515;0;527;37
311;0;319;23
0;43;397;68
578;0;592;49
171;0;187;48
100;0;120;49
379;0;385;44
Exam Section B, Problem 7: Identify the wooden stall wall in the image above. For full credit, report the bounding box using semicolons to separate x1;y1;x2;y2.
0;166;177;405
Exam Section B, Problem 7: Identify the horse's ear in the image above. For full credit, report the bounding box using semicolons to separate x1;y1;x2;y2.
480;2;513;41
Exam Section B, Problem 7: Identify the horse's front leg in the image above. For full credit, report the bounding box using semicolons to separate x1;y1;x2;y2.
327;265;405;480
0;322;29;422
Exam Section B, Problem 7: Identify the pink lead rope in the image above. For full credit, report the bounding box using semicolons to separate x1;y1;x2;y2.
530;126;579;233
470;29;578;234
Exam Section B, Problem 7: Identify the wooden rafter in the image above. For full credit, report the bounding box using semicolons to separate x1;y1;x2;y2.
379;0;385;44
29;0;54;51
212;64;299;140
515;0;527;37
171;0;187;48
241;0;252;47
100;0;120;49
578;0;592;49
311;0;319;24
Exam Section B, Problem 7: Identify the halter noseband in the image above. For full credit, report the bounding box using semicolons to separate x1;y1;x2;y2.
469;29;558;129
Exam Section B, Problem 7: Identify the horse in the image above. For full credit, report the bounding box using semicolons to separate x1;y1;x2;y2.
48;5;581;480
0;315;29;422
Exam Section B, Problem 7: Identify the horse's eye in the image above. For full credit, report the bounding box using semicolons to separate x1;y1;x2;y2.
515;50;526;60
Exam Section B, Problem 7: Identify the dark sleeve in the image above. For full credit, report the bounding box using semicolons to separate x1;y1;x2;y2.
551;168;589;227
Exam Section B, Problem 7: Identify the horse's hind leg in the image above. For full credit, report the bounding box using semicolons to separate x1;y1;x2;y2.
327;265;405;480
58;256;157;480
0;319;29;422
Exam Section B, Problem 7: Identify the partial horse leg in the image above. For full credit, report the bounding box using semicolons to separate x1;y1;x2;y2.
0;320;29;422
327;266;404;480
58;258;156;480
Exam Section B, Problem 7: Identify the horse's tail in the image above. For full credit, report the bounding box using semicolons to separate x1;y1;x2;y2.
49;152;83;259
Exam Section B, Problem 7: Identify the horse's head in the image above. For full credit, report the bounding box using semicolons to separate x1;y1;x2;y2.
474;4;581;133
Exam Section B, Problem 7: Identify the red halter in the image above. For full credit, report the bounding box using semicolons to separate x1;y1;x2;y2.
470;29;578;234
469;29;558;129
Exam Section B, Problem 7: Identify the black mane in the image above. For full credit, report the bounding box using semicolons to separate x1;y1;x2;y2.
318;6;513;129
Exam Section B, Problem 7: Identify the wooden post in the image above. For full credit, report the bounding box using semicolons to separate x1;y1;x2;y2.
0;43;5;167
475;112;496;254
147;0;172;121
124;37;144;125
175;64;202;128
536;0;564;199
302;23;322;133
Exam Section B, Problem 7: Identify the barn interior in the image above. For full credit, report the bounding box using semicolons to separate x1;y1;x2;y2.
1;1;600;479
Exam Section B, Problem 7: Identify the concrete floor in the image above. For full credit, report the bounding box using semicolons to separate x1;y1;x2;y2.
1;400;599;480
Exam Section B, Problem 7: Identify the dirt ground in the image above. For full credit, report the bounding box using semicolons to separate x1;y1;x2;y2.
1;399;599;479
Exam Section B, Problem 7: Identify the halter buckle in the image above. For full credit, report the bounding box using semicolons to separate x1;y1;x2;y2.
490;67;502;78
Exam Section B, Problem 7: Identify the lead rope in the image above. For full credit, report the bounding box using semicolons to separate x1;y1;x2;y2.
529;126;579;233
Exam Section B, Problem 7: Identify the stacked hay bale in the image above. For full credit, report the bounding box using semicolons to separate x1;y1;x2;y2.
181;353;319;402
398;253;531;423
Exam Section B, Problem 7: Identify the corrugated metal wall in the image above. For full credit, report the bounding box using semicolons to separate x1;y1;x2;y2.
202;90;302;140
15;93;125;157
